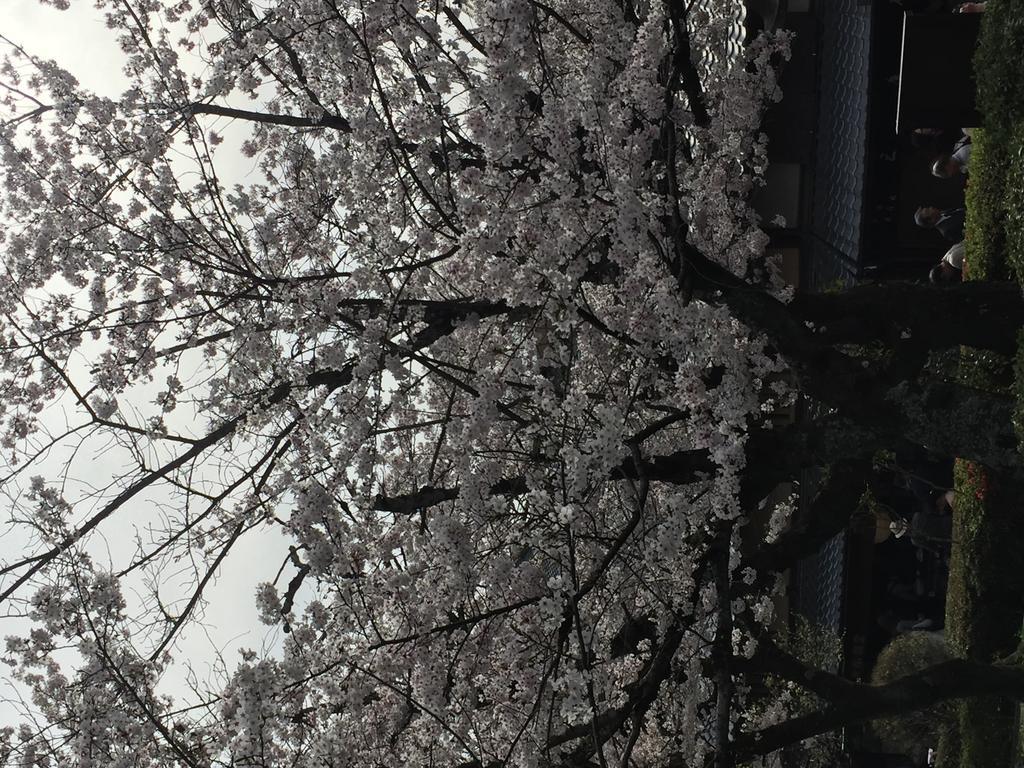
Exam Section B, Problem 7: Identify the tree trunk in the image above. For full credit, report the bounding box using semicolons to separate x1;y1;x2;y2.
733;657;1024;758
713;284;1020;467
792;281;1024;356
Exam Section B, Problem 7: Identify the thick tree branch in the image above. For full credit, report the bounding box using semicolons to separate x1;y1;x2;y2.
737;635;859;703
705;283;1019;467
372;448;715;514
733;659;1024;758
442;7;489;57
185;102;351;132
667;0;712;128
792;281;1024;356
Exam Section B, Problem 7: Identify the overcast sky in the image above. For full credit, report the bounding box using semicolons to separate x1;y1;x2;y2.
2;0;292;728
7;1;128;95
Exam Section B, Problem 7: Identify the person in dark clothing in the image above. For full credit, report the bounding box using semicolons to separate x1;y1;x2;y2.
914;205;966;242
909;510;953;555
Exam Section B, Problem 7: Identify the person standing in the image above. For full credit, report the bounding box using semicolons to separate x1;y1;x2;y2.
914;206;966;242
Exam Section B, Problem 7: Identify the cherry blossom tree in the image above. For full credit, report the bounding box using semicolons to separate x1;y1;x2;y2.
2;1;1024;766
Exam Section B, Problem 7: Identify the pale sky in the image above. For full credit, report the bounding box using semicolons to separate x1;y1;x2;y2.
2;0;294;730
5;1;129;96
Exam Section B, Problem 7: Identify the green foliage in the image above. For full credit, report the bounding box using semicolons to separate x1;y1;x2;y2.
966;7;1024;288
870;633;956;754
963;128;1008;282
923;699;1011;768
1004;121;1024;283
957;346;1013;394
871;632;952;681
974;0;1024;133
946;459;1024;767
819;278;849;295
946;460;1024;660
871;448;896;469
945;8;1024;764
1014;330;1024;450
959;697;1016;768
936;726;962;768
782;613;844;673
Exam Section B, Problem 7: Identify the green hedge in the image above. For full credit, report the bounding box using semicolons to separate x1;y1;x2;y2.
974;0;1024;133
962;128;1007;281
950;4;1024;765
1004;121;1024;282
944;458;1024;768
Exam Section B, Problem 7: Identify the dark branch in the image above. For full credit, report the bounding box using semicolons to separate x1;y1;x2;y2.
734;659;1024;758
372;448;715;515
184;102;351;132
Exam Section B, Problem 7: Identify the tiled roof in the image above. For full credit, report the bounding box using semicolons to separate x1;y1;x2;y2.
795;530;847;632
807;0;873;290
692;0;748;72
792;445;847;633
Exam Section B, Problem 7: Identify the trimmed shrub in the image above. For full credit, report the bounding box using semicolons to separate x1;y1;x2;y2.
870;633;956;753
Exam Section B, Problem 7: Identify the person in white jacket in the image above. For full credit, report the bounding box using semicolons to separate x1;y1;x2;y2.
928;241;965;284
931;136;972;178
